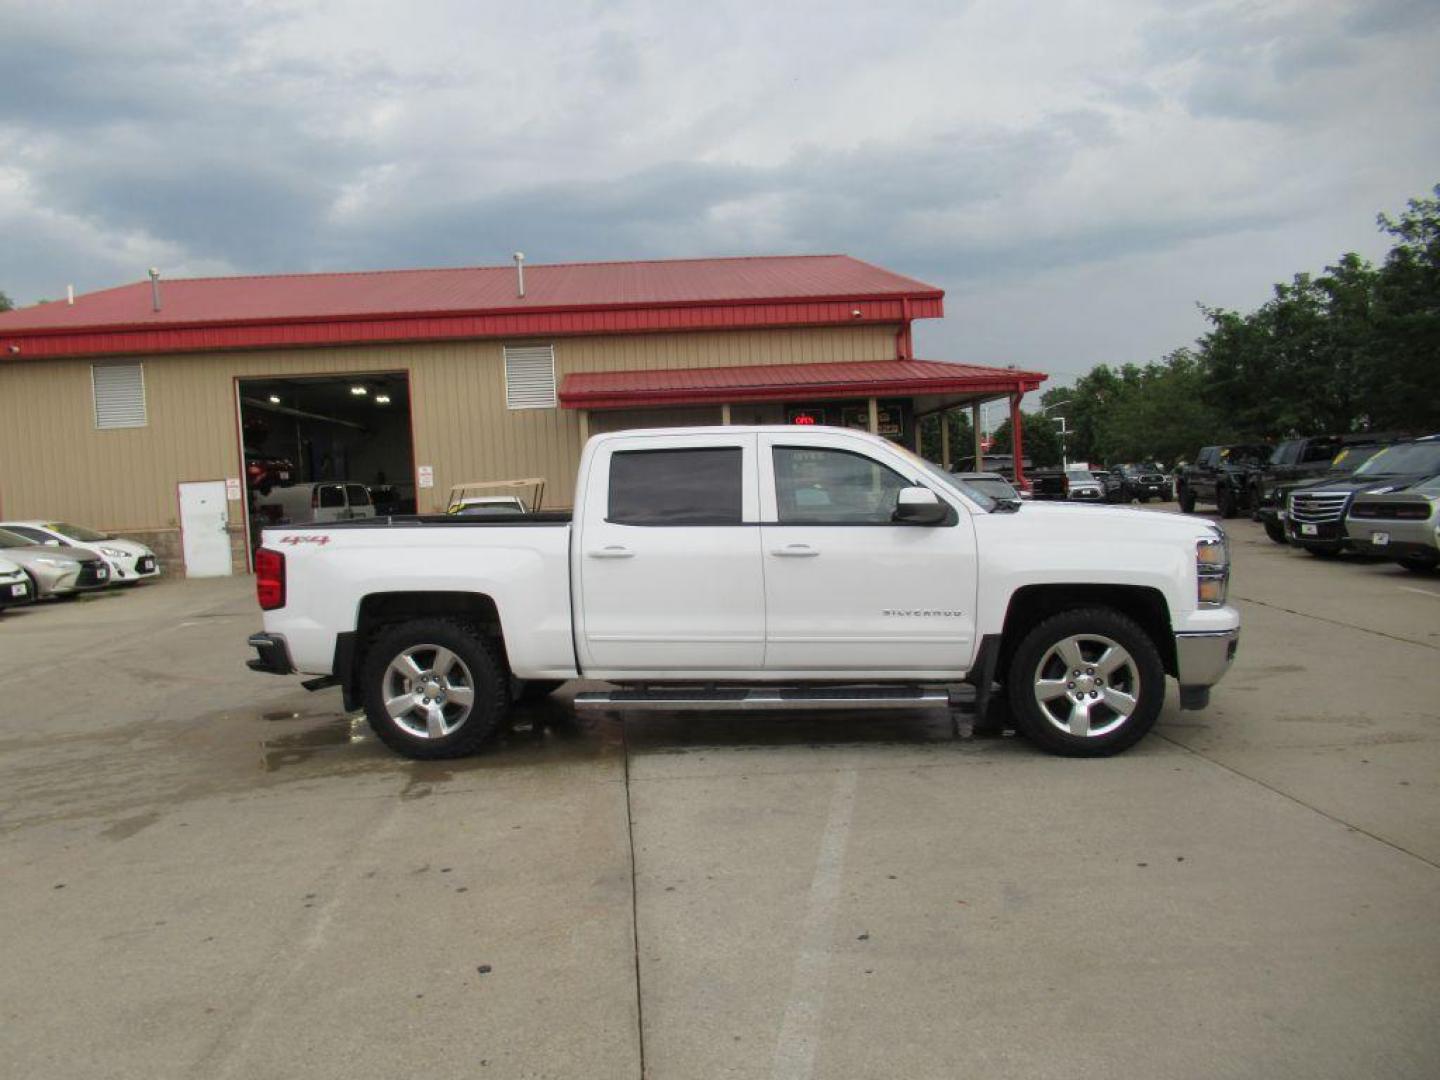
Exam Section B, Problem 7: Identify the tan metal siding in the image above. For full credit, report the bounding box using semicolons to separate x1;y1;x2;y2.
0;325;896;528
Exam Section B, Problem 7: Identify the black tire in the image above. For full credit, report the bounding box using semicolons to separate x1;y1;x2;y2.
1263;519;1287;545
1137;495;1150;504
1398;555;1438;574
1216;485;1237;519
515;679;565;702
1178;486;1196;514
361;618;509;759
1006;607;1165;757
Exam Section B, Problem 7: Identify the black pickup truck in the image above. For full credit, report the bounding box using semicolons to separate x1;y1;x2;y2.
1252;435;1396;544
1177;445;1271;518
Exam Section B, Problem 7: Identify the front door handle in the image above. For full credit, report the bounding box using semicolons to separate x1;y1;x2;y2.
770;544;819;557
588;545;635;559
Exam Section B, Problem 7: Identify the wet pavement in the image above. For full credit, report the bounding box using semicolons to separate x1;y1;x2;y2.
1;515;1438;1079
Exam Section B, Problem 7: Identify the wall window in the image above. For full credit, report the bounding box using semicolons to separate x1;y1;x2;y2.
503;344;557;409
92;362;147;429
608;448;742;525
773;446;910;524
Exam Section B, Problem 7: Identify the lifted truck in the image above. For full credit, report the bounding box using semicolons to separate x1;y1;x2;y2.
248;426;1240;759
1177;444;1271;518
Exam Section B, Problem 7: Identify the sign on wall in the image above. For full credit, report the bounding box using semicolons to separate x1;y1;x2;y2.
225;477;242;501
417;465;434;489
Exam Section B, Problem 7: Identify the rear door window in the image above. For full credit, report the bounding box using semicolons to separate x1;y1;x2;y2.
318;485;345;509
345;484;371;507
608;448;743;526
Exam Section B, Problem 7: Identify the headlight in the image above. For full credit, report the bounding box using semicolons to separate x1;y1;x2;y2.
35;557;79;568
100;546;128;558
1197;532;1229;608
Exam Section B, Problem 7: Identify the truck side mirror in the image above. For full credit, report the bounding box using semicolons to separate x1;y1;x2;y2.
892;486;948;525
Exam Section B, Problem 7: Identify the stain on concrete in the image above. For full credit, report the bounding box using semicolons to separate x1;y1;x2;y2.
101;810;162;841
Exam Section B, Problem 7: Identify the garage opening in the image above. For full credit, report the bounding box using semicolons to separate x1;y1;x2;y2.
237;372;415;561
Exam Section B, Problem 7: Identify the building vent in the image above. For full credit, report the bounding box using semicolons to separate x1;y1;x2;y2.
503;345;557;410
92;362;148;429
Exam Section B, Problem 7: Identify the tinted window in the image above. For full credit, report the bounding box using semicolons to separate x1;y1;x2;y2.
608;448;743;525
345;484;371;507
1355;442;1440;476
774;447;910;524
51;522;106;541
318;485;345;509
0;529;34;548
4;525;53;543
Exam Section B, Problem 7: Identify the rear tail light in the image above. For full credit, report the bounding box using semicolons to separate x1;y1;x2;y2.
255;547;286;610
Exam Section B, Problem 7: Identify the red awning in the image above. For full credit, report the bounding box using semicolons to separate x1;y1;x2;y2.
559;359;1046;410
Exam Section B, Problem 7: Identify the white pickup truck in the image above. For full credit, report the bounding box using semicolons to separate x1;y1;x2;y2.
248;426;1239;759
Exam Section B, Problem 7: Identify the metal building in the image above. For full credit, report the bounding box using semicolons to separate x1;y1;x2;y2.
0;255;1044;576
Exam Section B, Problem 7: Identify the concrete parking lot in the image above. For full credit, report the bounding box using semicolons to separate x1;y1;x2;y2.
2;511;1438;1079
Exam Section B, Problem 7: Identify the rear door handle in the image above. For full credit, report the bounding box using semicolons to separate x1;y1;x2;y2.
588;545;635;559
770;544;819;557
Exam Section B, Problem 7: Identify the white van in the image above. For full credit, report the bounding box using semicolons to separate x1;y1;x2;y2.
258;482;376;525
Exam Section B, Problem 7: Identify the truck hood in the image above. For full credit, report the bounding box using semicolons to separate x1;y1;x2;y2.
996;501;1214;540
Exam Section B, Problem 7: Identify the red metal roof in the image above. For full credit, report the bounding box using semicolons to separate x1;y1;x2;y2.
559;359;1046;410
0;255;943;361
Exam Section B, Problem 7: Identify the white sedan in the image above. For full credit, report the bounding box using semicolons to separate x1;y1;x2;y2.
0;520;161;584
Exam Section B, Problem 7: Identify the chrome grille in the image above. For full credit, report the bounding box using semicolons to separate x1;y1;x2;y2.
1288;491;1350;524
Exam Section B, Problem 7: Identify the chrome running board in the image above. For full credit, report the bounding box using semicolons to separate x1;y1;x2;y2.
573;687;955;712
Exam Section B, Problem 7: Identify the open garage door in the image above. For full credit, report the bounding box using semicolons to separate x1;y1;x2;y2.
237;372;415;564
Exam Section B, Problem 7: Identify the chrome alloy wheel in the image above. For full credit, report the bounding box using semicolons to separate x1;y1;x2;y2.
1031;633;1139;738
383;645;477;739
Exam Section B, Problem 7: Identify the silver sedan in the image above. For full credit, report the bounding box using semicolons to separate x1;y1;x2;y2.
0;528;112;598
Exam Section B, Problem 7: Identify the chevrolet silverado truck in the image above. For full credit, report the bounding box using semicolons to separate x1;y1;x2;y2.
247;426;1240;759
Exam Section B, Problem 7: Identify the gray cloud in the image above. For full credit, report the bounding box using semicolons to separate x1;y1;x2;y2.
1;0;1436;381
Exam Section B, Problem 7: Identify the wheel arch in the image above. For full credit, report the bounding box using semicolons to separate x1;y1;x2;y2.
343;591;508;710
998;584;1176;680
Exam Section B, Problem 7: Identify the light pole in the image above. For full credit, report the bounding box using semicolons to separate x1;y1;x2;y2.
1039;400;1069;469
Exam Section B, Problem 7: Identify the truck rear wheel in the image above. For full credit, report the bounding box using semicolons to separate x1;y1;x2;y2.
362;618;509;759
1006;608;1165;757
1216;485;1237;519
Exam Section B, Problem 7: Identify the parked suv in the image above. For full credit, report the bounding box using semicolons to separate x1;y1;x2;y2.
1257;442;1391;544
1286;436;1440;556
1177;445;1271;517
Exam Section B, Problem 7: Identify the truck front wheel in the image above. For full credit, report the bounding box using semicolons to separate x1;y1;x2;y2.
1006;608;1165;757
362;618;509;759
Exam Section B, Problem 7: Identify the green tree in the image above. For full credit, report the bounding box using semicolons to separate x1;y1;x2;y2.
917;408;974;465
989;409;1062;467
0;291;13;312
1367;185;1440;430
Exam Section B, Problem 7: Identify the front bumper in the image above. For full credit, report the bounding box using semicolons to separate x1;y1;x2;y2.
1174;627;1240;709
1287;518;1346;545
247;632;295;675
107;553;161;581
0;575;32;607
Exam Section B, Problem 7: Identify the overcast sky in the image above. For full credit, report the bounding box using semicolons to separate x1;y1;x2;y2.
2;0;1436;387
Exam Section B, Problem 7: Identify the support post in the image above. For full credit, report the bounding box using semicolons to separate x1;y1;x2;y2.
867;397;879;435
971;401;982;468
578;409;590;445
914;414;924;454
941;410;952;469
1009;394;1026;488
721;403;731;425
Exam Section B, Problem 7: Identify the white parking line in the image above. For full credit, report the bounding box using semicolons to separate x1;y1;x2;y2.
1398;586;1440;599
771;769;858;1080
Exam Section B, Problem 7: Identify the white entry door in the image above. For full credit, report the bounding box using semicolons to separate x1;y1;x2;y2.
179;481;233;577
